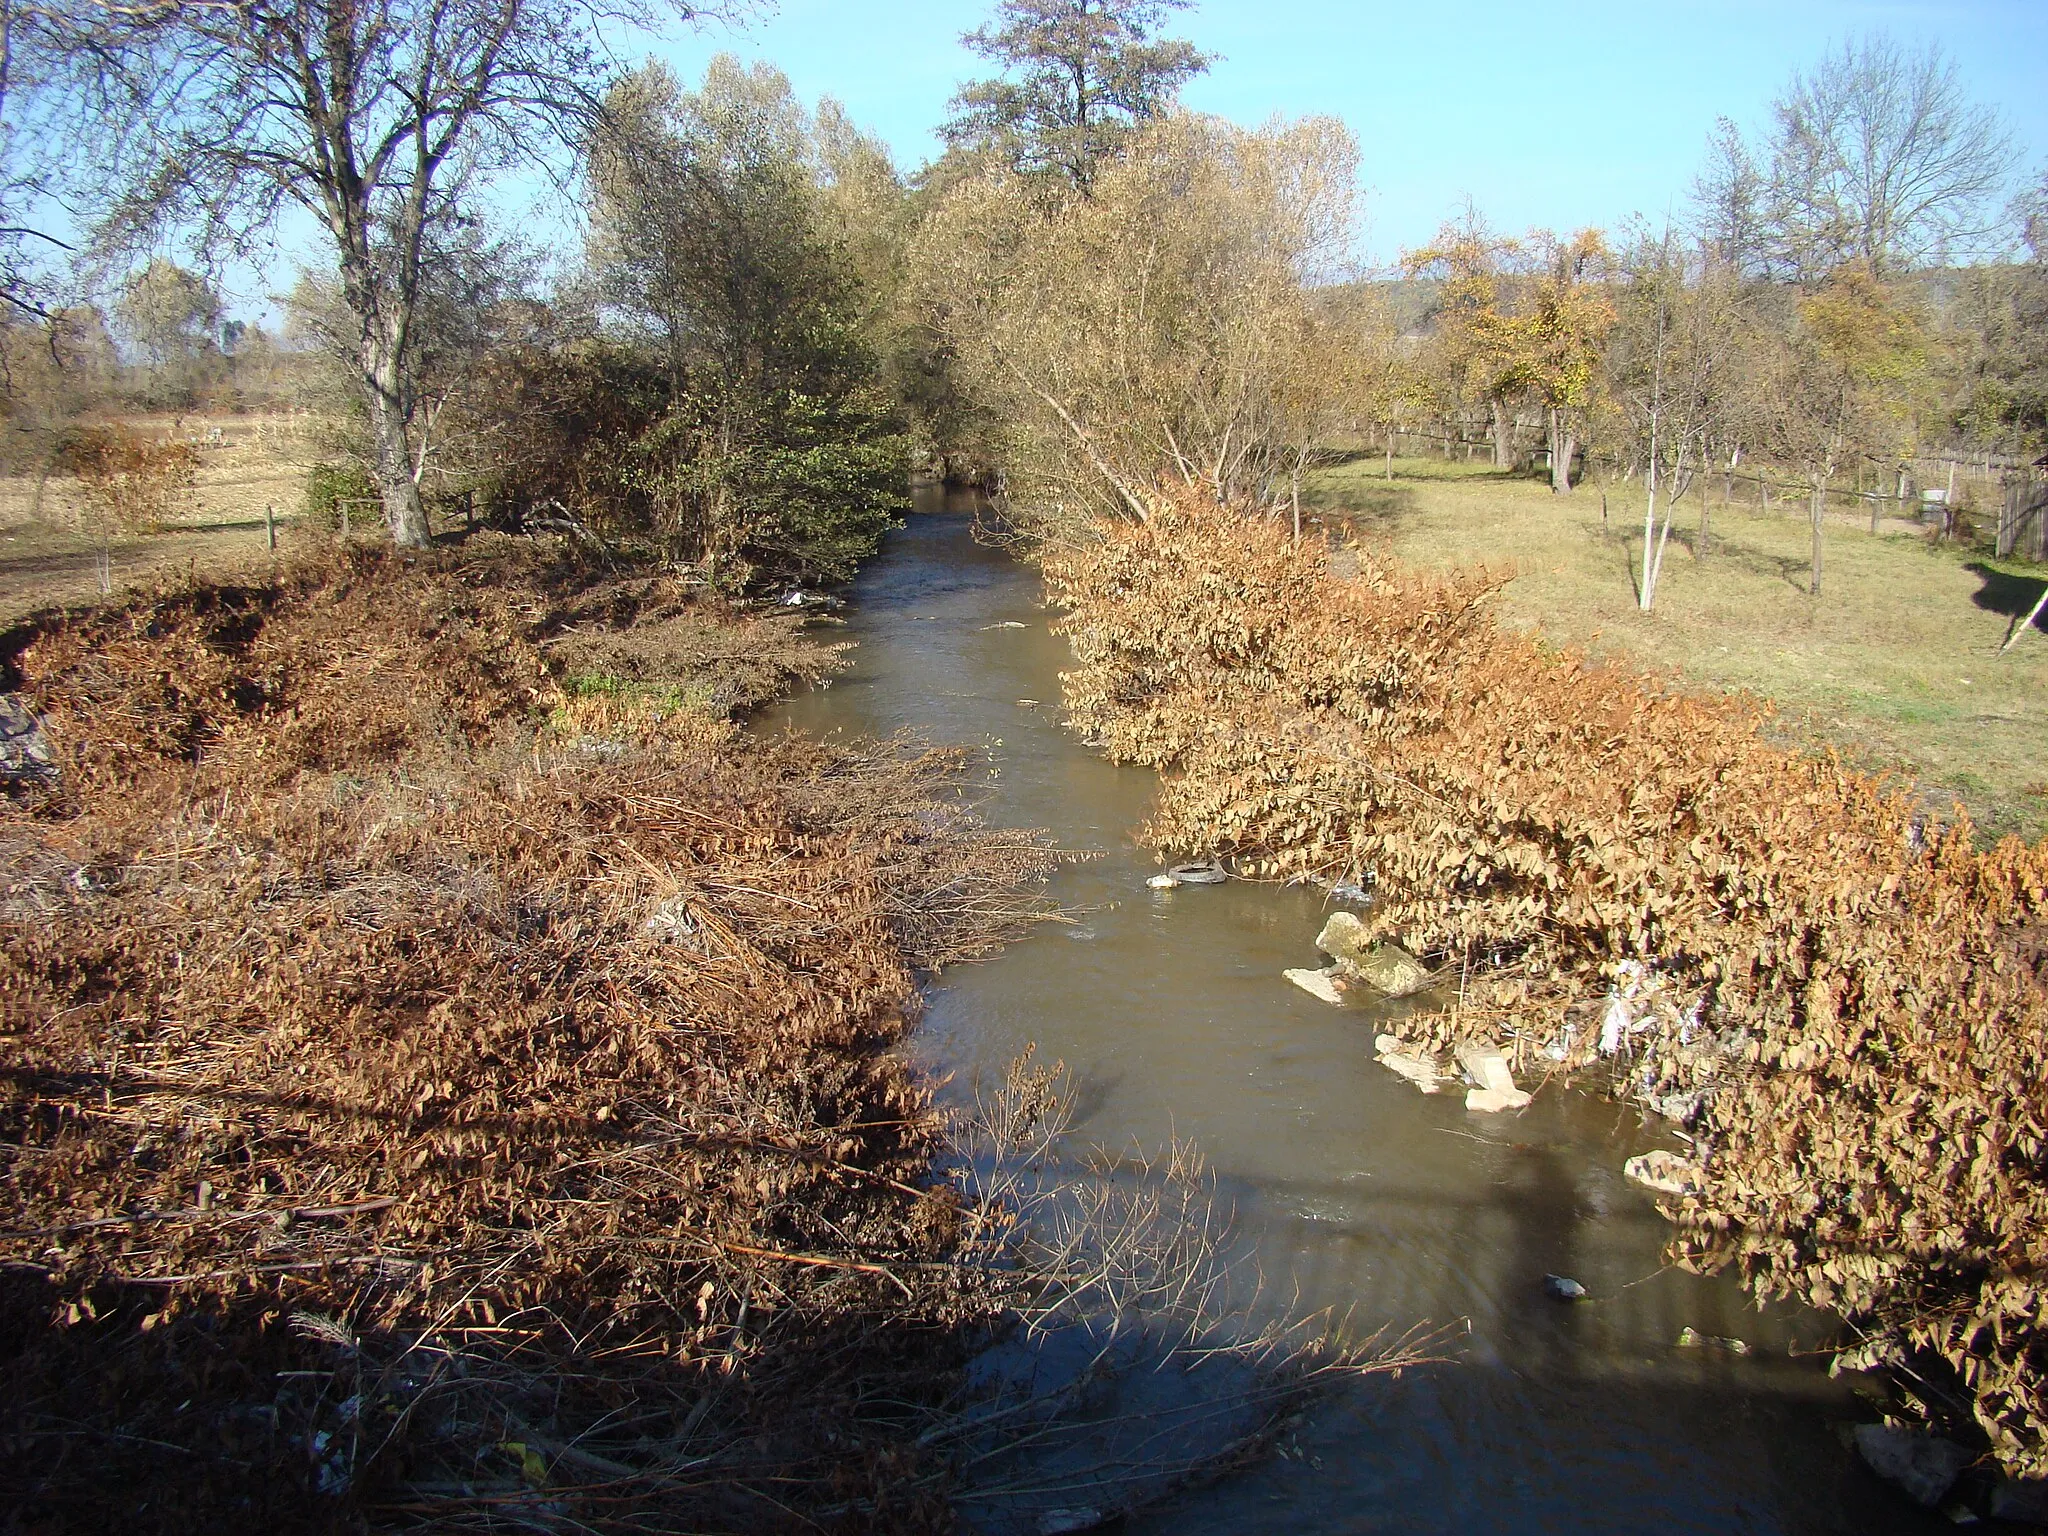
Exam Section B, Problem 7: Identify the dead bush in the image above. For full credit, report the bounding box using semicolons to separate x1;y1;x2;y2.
58;422;200;535
1044;484;2048;1477
0;543;1056;1532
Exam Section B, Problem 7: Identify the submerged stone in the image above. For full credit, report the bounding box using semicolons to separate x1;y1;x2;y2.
1852;1423;1974;1508
1544;1273;1588;1302
1374;1033;1446;1093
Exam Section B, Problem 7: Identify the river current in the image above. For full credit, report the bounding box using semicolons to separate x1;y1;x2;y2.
758;492;1939;1536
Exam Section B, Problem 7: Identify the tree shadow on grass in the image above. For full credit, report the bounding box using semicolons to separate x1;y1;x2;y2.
1965;562;2048;641
1303;475;1419;537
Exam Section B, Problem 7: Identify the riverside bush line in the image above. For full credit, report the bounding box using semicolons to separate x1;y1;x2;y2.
0;540;1053;1532
1044;487;2048;1476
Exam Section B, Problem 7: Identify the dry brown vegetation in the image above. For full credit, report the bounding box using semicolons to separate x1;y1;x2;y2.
0;538;1062;1532
1045;487;2048;1479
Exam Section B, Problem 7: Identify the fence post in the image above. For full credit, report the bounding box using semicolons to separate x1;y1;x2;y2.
264;501;276;551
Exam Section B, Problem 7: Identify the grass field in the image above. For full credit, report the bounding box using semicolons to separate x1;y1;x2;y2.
0;412;319;623
1305;456;2048;843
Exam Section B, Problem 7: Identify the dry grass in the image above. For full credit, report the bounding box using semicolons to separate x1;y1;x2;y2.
1305;456;2048;841
0;412;320;624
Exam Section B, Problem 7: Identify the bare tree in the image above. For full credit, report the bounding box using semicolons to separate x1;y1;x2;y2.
0;0;76;322
1698;35;2017;285
1612;232;1742;611
59;0;707;546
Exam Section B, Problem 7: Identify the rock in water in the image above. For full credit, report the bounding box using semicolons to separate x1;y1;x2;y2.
1624;1149;1701;1195
1457;1046;1532;1111
1374;1034;1445;1093
1988;1475;2048;1524
1314;912;1432;996
1852;1424;1974;1508
1284;966;1346;1004
1315;910;1372;964
1544;1273;1589;1302
1168;860;1228;884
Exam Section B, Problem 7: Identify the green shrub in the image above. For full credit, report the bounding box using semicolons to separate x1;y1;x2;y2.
302;460;376;532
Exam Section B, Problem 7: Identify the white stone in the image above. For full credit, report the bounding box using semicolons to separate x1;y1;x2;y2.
1624;1149;1701;1195
1374;1034;1445;1093
1284;966;1346;1004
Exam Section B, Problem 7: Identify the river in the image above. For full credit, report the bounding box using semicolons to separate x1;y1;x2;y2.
758;491;1941;1536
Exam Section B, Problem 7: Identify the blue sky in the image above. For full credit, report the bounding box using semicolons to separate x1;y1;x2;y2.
216;0;2048;316
649;0;2048;264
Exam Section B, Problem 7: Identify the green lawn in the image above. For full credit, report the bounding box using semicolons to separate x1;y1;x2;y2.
1305;456;2048;843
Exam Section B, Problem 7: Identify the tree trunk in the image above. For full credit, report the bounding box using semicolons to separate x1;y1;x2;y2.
1809;483;1825;597
361;323;430;548
1385;425;1394;482
1491;399;1513;469
1639;459;1660;612
1548;409;1575;494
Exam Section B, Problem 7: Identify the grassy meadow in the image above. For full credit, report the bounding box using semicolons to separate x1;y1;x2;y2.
0;413;319;622
1305;456;2048;842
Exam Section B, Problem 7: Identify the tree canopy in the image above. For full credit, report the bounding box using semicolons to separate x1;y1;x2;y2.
941;0;1211;193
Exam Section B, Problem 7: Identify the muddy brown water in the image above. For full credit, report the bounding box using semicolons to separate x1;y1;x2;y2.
758;492;1942;1536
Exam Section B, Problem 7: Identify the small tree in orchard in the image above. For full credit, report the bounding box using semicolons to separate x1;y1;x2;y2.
115;258;224;404
1610;233;1744;611
1521;229;1613;493
942;0;1211;195
1756;265;1929;596
1406;217;1529;468
61;0;707;548
1338;284;1428;480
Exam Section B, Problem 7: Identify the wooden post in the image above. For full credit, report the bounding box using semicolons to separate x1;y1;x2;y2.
340;501;350;542
264;501;276;551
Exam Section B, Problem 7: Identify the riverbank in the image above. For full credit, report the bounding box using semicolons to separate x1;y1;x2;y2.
1304;457;2048;842
1044;486;2048;1492
0;537;1055;1531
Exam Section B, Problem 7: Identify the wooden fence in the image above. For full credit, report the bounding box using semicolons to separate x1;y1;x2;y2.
1996;465;2048;561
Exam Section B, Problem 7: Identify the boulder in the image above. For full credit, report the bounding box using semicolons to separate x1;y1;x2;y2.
1283;967;1346;1005
1624;1149;1700;1196
1315;912;1431;996
1852;1423;1974;1508
1374;1033;1445;1093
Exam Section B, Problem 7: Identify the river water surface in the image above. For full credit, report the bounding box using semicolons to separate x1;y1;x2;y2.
759;493;1940;1536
